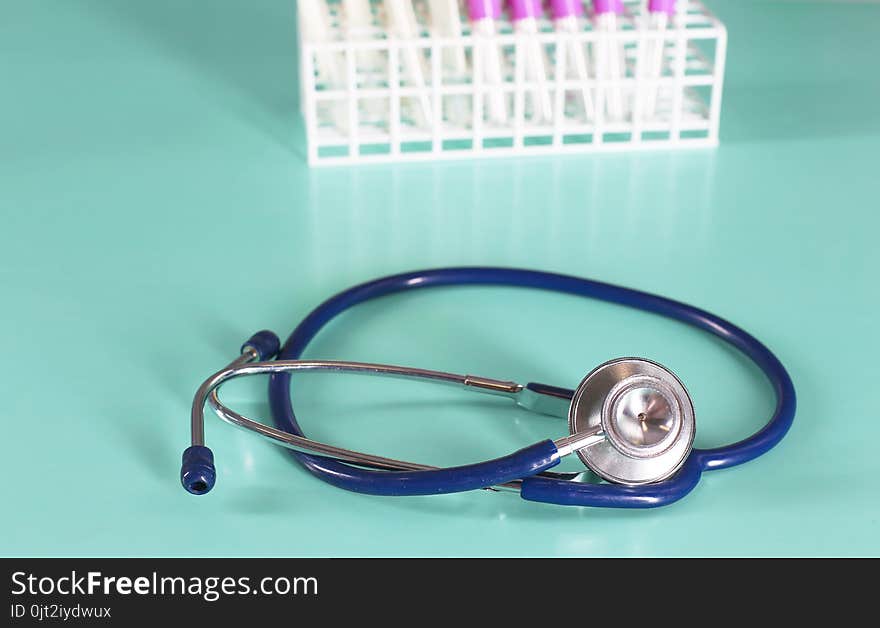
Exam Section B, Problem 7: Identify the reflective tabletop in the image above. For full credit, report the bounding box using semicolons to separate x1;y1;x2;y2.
1;0;878;556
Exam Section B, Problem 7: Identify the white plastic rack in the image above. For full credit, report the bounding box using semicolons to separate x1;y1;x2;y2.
298;0;726;165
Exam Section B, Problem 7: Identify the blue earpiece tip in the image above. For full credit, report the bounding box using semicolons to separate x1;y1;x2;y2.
181;445;216;495
241;330;281;360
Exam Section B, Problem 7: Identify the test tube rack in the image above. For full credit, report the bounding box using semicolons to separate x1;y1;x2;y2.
298;0;726;166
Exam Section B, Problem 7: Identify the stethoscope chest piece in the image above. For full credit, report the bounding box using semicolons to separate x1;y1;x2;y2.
569;358;696;486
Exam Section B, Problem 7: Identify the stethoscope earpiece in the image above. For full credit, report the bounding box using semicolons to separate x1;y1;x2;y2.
568;358;695;486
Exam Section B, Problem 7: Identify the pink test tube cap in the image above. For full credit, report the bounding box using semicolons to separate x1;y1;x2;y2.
468;0;502;20
593;0;623;14
649;0;676;15
550;0;584;19
509;0;543;20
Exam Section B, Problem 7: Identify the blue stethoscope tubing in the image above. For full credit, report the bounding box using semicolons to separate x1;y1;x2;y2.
266;267;796;508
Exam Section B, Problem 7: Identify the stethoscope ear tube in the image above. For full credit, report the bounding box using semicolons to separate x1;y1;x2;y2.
184;346;585;496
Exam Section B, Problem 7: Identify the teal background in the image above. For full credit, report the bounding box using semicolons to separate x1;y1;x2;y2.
2;0;878;556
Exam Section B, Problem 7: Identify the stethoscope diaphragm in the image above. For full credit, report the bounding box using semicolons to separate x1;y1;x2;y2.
568;358;696;486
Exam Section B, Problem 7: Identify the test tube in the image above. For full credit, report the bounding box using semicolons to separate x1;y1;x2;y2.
550;0;595;120
429;0;468;74
343;0;381;70
642;0;675;118
509;0;553;123
385;0;434;125
343;0;374;32
467;0;508;123
593;0;624;120
299;0;348;131
299;0;344;88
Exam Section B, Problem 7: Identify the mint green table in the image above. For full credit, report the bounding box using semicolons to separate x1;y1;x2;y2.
2;1;878;557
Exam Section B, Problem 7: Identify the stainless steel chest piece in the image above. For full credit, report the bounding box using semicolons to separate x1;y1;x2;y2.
568;358;696;485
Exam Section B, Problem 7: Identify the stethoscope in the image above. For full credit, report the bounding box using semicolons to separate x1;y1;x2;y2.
182;267;796;508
